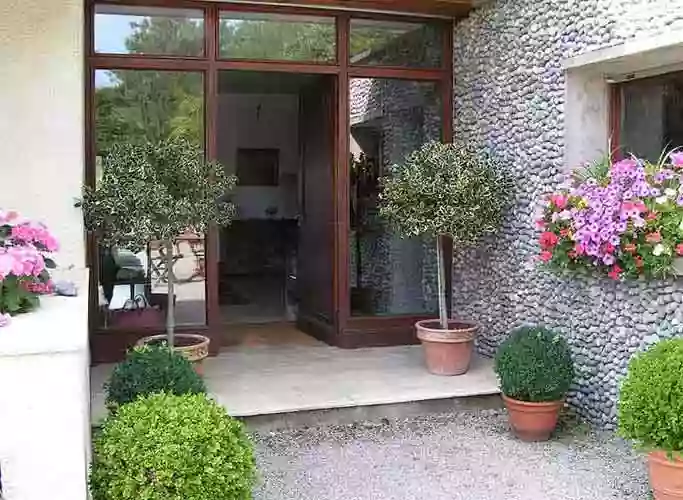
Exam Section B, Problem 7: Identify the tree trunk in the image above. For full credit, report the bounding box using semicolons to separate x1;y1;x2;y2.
165;240;176;348
436;235;449;330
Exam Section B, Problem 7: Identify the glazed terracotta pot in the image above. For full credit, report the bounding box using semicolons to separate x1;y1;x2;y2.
415;319;478;376
502;395;563;441
137;333;210;376
649;451;683;500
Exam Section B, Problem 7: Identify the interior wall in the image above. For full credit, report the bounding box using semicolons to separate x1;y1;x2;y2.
216;93;300;221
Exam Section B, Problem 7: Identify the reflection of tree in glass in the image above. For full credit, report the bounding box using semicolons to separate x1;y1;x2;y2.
220;19;336;61
96;71;203;156
96;16;204;155
94;15;399;154
126;17;204;56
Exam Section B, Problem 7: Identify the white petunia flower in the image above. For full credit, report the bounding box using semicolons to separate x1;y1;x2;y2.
666;188;677;198
653;243;665;256
656;195;669;205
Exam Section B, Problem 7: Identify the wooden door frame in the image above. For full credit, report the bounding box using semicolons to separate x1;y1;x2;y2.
85;0;455;359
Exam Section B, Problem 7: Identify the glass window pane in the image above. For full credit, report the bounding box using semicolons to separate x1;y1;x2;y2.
350;19;443;68
620;72;683;163
94;5;205;56
94;70;206;328
349;78;442;316
220;12;335;62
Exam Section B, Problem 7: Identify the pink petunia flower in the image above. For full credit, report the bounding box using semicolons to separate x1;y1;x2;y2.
549;194;568;210
670;152;683;167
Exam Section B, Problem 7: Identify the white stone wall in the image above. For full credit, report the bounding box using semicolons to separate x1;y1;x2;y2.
453;0;683;427
0;0;86;270
0;290;90;500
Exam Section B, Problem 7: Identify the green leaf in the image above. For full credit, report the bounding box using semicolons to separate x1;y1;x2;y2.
618;339;683;454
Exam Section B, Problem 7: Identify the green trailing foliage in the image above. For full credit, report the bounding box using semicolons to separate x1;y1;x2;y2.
0;276;40;315
90;393;257;500
618;338;683;456
379;141;510;244
494;326;575;402
105;344;206;411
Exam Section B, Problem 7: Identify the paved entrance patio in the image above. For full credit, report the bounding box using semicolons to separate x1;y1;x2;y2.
90;326;499;423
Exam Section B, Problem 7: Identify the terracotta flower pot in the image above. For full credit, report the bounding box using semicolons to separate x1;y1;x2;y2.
415;319;478;376
502;395;563;441
137;333;210;376
649;451;683;500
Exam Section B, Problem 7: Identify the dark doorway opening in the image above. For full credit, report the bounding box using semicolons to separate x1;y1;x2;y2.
216;71;336;330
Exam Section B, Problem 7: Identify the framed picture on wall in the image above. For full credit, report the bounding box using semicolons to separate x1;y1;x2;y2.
236;148;279;186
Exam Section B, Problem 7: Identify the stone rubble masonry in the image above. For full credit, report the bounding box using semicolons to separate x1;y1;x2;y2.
453;0;683;428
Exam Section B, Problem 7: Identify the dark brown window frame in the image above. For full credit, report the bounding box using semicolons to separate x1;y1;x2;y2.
86;0;455;358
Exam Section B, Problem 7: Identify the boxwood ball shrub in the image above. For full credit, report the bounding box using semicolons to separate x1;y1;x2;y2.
619;338;683;454
90;393;256;500
105;344;206;410
494;326;574;402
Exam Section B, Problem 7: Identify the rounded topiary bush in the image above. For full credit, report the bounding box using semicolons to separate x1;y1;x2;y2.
619;338;683;454
105;344;206;410
494;326;574;402
90;393;256;500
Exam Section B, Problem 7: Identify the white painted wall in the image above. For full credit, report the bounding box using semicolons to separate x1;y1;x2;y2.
564;32;683;170
564;69;610;170
0;0;85;270
0;3;89;499
216;94;300;220
0;286;90;500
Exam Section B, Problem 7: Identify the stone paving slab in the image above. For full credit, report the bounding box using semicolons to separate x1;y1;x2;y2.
91;345;499;422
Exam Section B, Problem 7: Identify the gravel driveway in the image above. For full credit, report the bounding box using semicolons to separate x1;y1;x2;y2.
252;409;650;500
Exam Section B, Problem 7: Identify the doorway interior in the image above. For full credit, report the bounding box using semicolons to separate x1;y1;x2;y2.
216;71;335;330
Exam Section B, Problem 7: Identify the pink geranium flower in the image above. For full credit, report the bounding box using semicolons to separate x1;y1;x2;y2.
539;250;553;262
539;231;559;249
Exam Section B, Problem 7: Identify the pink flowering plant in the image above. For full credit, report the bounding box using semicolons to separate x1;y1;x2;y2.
538;151;683;280
0;210;58;323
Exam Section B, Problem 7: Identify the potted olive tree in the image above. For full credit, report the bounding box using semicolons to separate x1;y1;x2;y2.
619;338;683;499
494;326;575;441
380;141;509;375
80;139;235;371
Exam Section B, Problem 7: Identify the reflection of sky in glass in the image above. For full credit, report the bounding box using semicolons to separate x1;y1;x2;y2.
94;15;131;87
95;14;131;54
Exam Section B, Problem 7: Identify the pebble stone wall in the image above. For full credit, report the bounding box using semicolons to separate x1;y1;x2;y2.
453;0;683;427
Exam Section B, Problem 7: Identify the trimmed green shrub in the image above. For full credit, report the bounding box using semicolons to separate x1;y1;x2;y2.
90;393;257;500
494;326;574;402
618;338;683;454
105;344;206;410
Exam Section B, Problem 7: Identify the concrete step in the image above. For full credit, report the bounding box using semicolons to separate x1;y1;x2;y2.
241;393;503;432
